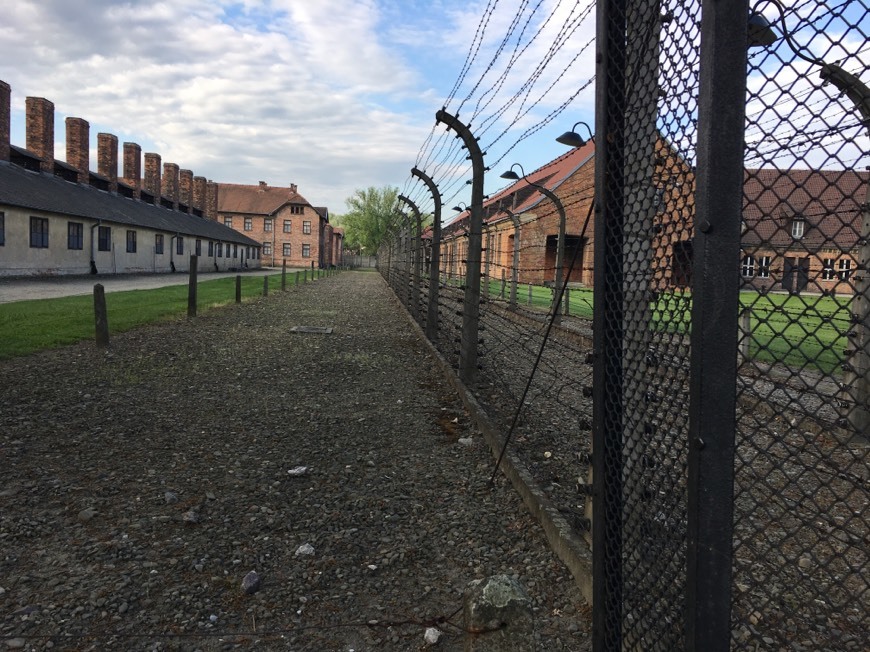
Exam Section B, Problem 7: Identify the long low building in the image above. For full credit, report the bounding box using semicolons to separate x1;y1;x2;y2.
0;79;261;277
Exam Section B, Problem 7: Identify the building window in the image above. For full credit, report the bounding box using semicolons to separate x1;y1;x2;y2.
30;216;49;248
98;226;111;251
302;220;311;235
283;243;291;256
302;243;311;258
233;244;238;258
291;205;304;215
791;218;805;239
156;234;164;255
195;239;202;256
283;220;292;233
822;258;835;280
741;255;755;278
68;222;84;250
263;241;272;256
757;255;771;279
126;230;137;253
244;217;252;231
264;218;273;232
839;258;852;281
176;236;184;255
0;213;5;246
207;241;213;257
217;242;223;257
224;216;233;228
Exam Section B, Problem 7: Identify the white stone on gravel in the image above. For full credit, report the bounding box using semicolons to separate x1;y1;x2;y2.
295;543;315;556
424;627;442;645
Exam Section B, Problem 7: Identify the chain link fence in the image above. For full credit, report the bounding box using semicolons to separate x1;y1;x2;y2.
379;1;868;649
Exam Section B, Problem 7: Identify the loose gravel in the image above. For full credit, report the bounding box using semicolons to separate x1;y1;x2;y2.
0;270;590;651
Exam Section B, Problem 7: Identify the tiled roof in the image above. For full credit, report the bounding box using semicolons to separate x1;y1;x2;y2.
0;161;258;246
743;168;868;250
444;141;596;234
218;182;310;216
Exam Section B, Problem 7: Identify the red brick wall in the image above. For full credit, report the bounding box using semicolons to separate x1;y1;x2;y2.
179;169;193;211
144;152;161;198
97;133;118;191
162;162;180;208
26;96;54;172
123;142;142;195
65;117;90;183
193;176;207;213
0;80;10;162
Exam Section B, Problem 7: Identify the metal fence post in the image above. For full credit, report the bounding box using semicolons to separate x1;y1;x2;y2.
593;1;627;648
412;166;443;341
236;275;242;304
436;110;485;386
684;4;748;649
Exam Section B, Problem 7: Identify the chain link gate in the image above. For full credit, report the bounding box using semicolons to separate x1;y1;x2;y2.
596;0;868;650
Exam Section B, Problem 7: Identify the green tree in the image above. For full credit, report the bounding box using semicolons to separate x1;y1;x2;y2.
340;186;400;254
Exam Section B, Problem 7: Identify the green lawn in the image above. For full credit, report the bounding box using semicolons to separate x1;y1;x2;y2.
0;273;292;360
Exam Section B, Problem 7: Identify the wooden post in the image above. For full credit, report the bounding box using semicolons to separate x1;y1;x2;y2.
93;284;109;348
235;275;242;304
282;259;287;291
304;269;308;283
500;269;507;299
263;275;269;296
187;255;198;318
564;287;570;316
295;270;300;286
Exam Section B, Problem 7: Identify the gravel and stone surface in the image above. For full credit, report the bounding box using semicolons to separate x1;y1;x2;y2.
0;270;590;651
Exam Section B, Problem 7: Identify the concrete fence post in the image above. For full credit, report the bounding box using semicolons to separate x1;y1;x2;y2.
295;270;300;286
93;284;109;348
235;275;242;304
187;255;198;318
303;269;308;283
463;575;534;652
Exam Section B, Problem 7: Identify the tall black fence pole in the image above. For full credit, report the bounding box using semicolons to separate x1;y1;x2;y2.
593;0;627;648
235;275;242;304
412;166;443;340
436;110;485;386
398;194;423;324
685;3;748;649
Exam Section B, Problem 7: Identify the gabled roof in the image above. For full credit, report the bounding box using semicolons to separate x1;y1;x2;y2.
0;161;258;246
218;182;310;216
743;168;868;249
444;140;596;235
313;206;329;221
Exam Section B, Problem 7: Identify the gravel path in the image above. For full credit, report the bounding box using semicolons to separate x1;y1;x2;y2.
0;270;590;651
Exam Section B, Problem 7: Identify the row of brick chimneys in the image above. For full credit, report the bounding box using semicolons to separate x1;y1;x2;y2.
0;80;219;219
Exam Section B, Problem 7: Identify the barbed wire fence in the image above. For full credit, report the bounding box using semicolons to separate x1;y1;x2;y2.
378;0;868;649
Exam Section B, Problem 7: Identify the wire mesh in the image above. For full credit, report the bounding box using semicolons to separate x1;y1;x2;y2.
378;1;868;649
735;1;869;648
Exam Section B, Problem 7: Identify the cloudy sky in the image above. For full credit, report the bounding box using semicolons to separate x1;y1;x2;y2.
0;0;597;214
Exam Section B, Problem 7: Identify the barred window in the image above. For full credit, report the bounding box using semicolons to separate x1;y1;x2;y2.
741;255;755;277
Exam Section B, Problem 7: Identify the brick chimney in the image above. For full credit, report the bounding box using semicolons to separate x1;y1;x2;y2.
0;80;10;162
206;180;218;220
193;176;206;213
162;162;179;208
97;133;118;192
290;183;297;194
179;169;193;211
258;180;268;191
122;142;142;197
65;117;90;184
26;96;55;172
143;152;161;198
